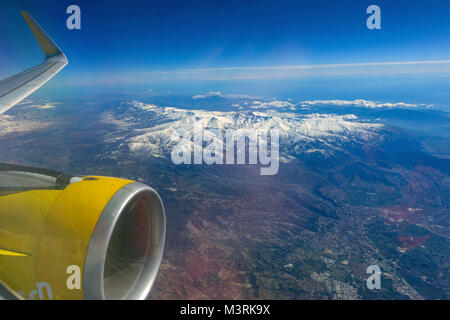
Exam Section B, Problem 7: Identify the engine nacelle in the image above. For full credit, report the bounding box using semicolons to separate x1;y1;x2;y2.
0;164;166;300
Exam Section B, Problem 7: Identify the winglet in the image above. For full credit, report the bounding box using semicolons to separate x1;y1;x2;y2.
21;11;65;60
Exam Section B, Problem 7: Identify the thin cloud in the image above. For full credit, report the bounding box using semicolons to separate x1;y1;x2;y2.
146;60;450;81
157;60;450;73
0;115;49;136
301;99;432;109
192;91;259;100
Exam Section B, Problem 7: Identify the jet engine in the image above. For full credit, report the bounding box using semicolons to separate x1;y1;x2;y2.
0;163;166;300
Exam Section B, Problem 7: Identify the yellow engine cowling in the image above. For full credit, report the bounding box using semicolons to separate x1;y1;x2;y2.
0;174;166;300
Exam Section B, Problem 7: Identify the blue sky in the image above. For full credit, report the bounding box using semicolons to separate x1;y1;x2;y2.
0;0;450;107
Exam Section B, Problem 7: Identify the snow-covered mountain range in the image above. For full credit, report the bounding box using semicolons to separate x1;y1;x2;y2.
101;100;384;161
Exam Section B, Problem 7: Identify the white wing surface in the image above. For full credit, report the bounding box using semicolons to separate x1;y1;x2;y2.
0;12;68;115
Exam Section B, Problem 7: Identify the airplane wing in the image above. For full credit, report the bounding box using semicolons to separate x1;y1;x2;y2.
0;12;68;115
0;12;68;299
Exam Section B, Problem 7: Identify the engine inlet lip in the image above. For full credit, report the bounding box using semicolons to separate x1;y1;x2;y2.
83;182;166;300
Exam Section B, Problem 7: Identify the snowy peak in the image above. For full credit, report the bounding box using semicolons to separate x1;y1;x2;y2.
101;101;384;160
